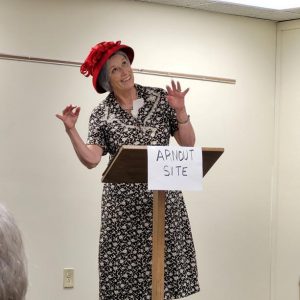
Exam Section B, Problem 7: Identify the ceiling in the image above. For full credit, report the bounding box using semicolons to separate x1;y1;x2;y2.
134;0;300;21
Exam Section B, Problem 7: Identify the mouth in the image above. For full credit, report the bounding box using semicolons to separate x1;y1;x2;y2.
121;75;132;83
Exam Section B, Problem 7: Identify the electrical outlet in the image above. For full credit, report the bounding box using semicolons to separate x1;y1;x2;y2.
63;268;74;288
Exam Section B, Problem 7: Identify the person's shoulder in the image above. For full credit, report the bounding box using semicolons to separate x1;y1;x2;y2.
90;96;110;117
91;101;104;113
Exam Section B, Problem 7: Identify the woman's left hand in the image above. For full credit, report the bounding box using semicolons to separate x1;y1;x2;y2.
166;80;189;111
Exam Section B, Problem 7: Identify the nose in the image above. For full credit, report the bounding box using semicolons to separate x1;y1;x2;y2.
120;65;130;77
120;67;126;75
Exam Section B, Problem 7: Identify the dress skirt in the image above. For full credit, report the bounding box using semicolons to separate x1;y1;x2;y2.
98;183;200;299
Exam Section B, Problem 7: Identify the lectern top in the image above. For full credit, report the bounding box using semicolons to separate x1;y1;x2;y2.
101;145;224;184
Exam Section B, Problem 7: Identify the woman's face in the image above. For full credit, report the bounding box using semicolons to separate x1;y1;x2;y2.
107;54;134;93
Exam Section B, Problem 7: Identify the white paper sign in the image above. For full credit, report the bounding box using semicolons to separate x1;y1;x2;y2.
147;146;203;191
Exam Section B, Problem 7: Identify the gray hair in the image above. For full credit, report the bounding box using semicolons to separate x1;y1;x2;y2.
0;203;28;300
98;50;130;92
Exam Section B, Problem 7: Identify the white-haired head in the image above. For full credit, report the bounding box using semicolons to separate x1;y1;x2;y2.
0;203;28;300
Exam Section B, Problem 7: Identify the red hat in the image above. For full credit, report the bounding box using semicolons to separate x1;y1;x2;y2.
80;41;134;94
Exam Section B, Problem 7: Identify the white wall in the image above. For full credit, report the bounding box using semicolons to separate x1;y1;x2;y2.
272;20;300;300
0;0;277;299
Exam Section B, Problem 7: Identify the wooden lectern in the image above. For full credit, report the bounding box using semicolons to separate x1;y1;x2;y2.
102;145;224;300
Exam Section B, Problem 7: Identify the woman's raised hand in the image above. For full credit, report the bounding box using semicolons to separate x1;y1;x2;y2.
56;104;81;130
166;80;189;111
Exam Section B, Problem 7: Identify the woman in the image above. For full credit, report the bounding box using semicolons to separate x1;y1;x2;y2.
56;40;200;299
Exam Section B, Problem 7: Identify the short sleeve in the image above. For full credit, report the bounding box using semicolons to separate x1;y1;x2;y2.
86;104;109;156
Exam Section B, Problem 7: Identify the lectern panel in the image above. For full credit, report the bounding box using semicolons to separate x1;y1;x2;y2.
102;146;224;183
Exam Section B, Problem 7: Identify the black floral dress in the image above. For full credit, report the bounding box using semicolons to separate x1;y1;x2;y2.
87;84;200;299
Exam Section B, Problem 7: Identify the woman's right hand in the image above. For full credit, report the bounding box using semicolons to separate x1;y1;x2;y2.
56;104;81;130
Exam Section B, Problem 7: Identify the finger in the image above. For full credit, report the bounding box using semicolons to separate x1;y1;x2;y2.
63;104;77;115
177;81;182;92
71;106;78;114
62;105;74;114
182;87;189;96
166;85;172;94
74;107;81;116
55;114;64;121
171;80;176;90
62;107;70;114
70;104;78;111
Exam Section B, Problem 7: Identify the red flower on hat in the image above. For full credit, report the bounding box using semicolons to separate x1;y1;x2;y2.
80;41;121;77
